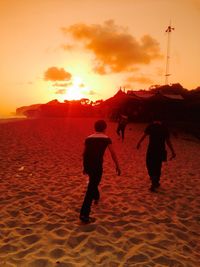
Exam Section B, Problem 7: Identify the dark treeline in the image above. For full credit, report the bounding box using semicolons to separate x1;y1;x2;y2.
16;83;200;135
98;84;200;122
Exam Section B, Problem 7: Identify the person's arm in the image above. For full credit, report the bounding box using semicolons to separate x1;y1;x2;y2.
82;145;87;174
136;133;147;149
107;144;121;175
166;137;176;159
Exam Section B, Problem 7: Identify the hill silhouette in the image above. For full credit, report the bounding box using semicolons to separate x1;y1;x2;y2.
16;83;200;126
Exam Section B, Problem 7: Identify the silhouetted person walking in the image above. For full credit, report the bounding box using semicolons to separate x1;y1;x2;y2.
80;120;121;223
136;117;176;192
116;114;128;141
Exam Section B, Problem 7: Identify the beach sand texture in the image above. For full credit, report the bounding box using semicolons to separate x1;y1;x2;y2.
0;118;200;267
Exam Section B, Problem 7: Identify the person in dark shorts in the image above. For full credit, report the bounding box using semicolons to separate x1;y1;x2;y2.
116;114;128;141
80;120;121;223
136;118;176;192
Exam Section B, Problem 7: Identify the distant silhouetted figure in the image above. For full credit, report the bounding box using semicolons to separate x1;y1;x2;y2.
136;117;176;192
80;120;121;223
116;114;128;141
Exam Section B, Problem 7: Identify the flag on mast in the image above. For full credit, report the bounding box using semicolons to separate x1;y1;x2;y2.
165;25;175;32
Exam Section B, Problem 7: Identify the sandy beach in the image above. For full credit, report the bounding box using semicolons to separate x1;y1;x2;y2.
0;118;200;267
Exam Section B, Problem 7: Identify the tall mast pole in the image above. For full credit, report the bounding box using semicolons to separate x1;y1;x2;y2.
165;23;174;85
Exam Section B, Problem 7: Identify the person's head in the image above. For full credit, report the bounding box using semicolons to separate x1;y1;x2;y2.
150;112;163;123
94;120;107;132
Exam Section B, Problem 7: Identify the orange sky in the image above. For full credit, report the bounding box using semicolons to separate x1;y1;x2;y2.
1;0;200;117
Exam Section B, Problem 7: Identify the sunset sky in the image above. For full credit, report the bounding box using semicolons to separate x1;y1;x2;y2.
1;0;200;117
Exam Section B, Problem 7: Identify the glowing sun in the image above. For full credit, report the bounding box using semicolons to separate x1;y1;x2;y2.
65;76;85;100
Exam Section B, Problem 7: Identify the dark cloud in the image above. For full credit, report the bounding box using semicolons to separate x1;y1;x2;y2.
88;90;96;95
55;89;66;94
44;67;72;81
52;82;73;87
61;20;162;74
